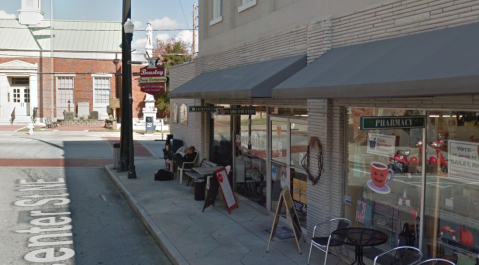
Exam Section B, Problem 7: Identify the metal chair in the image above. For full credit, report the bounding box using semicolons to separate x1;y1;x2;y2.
373;246;422;265
417;258;455;265
308;217;352;265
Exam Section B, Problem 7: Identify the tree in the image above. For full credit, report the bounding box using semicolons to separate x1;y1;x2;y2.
153;37;192;118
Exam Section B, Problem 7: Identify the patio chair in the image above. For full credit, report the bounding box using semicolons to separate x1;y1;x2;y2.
168;146;185;174
417;258;455;265
373;246;422;265
177;151;198;184
308;217;352;265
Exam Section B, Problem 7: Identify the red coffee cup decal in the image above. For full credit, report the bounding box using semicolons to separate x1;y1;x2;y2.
368;162;394;194
370;162;394;187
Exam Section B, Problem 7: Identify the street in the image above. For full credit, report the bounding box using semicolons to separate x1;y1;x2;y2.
0;134;171;265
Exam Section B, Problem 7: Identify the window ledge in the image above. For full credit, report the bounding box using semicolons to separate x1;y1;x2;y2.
209;16;223;26
238;0;257;13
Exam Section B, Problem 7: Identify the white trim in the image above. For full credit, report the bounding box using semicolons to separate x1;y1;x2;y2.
238;0;257;13
209;16;223;26
54;74;76;77
91;74;113;77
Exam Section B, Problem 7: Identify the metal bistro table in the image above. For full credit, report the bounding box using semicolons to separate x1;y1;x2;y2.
331;227;388;265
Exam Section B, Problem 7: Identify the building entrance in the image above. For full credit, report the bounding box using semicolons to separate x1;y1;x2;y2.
11;78;30;116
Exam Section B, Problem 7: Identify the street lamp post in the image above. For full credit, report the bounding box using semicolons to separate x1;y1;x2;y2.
124;18;137;179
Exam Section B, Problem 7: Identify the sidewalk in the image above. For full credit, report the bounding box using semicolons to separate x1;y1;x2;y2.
105;158;348;265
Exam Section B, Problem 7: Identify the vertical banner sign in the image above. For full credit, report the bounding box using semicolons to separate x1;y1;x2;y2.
139;59;167;95
266;186;304;254
214;168;239;214
448;140;479;180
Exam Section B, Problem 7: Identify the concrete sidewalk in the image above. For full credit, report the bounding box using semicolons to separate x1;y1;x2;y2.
105;158;348;265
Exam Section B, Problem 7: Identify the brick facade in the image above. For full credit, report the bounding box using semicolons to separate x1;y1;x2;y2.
0;56;152;120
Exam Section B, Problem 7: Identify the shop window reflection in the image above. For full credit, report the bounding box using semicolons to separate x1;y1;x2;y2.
345;108;424;260
424;111;479;263
234;106;267;207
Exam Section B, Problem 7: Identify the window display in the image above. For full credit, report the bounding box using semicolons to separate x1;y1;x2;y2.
345;108;479;263
345;108;424;259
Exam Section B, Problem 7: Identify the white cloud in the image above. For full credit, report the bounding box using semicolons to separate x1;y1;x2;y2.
133;20;143;30
0;10;16;19
132;38;147;50
176;30;198;54
155;33;170;43
148;17;182;30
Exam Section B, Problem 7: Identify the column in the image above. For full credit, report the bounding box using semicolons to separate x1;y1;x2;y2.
0;74;8;120
29;74;38;119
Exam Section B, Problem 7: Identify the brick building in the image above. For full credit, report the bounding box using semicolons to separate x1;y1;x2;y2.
169;0;479;262
0;0;150;125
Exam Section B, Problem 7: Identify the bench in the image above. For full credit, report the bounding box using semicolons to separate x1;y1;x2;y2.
185;159;217;186
45;118;59;128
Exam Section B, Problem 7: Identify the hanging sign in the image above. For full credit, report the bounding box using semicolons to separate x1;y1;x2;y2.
139;59;166;95
360;116;425;130
448;140;479;180
266;186;304;254
189;106;224;112
216;108;256;115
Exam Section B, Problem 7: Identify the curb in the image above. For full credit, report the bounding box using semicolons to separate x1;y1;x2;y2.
104;164;188;265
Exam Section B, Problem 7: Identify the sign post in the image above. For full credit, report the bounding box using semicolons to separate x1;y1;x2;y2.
203;168;239;213
266;186;304;254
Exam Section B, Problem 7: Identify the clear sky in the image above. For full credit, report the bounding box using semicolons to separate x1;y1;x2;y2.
0;0;198;52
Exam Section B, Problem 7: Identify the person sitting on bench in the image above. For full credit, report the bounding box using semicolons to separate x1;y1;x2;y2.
173;146;197;169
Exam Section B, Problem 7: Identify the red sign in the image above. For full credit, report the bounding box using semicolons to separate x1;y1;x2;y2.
214;168;239;214
139;66;166;95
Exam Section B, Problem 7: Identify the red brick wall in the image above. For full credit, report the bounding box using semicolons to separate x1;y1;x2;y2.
0;57;150;119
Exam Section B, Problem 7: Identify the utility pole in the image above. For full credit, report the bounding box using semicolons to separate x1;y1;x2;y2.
192;2;197;58
118;0;131;172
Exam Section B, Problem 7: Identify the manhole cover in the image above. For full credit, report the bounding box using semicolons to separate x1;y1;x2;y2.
100;193;123;201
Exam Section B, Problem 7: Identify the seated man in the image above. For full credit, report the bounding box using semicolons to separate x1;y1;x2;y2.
173;146;197;169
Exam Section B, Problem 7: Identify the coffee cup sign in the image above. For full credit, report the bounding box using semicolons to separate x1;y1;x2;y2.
367;162;394;194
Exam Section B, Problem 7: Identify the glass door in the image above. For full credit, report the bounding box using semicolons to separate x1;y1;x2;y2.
12;87;30;116
270;116;308;228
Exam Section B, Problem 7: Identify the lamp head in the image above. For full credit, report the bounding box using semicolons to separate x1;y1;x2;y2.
124;18;135;34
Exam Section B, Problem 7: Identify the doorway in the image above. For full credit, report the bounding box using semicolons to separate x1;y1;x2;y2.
11;78;30;116
270;116;308;228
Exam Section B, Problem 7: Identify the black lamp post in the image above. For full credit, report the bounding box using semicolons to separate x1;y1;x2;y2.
124;18;137;179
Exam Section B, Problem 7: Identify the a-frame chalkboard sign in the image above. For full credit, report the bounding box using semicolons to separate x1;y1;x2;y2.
266;186;304;254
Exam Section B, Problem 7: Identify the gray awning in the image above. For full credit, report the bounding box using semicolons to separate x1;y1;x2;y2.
169;54;306;99
273;22;479;99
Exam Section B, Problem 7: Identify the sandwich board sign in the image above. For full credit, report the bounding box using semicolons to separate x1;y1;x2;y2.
203;168;239;214
266;186;304;254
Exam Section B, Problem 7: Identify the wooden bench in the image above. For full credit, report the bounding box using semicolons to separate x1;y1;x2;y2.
185;159;217;186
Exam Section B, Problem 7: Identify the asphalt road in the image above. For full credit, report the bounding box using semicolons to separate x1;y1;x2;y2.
0;135;171;265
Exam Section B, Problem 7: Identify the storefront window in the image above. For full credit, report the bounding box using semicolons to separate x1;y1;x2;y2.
424;111;479;263
270;118;308;228
234;106;267;207
345;108;424;260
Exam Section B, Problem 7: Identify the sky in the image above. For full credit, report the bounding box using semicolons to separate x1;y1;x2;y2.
0;0;198;53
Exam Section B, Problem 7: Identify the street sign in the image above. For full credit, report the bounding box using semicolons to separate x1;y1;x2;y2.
216;108;256;115
139;59;166;95
189;106;224;112
360;116;426;130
